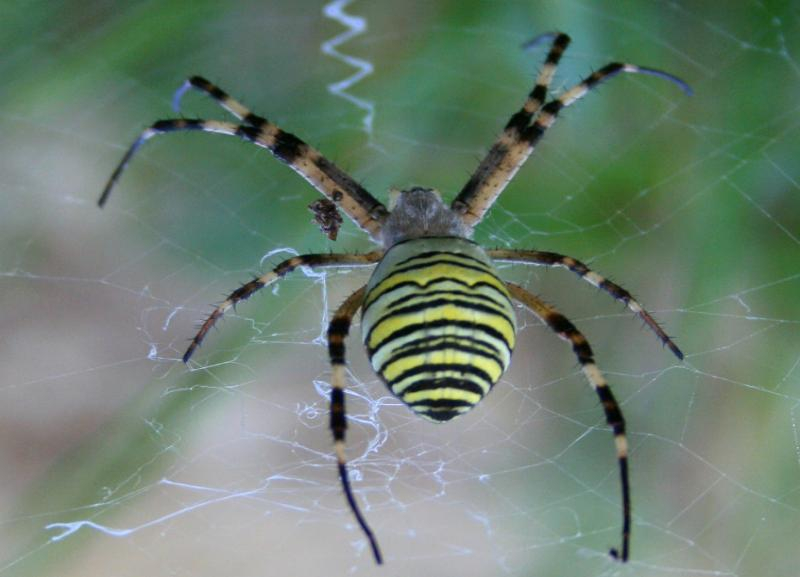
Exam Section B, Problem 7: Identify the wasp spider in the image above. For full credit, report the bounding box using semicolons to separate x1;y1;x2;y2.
99;32;690;564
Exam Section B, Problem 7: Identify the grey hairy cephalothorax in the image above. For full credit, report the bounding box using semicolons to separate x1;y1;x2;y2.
381;187;470;247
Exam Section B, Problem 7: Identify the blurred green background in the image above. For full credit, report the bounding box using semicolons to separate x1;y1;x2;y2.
2;1;799;576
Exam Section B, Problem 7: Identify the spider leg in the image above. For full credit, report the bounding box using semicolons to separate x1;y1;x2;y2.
98;115;389;241
489;249;683;359
451;32;570;227
452;32;691;230
172;76;270;128
505;282;631;562
327;285;383;564
183;251;383;363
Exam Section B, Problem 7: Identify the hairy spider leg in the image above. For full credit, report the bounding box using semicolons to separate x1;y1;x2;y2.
183;251;382;363
506;282;631;561
172;75;264;125
327;285;384;564
452;32;691;230
451;32;570;227
98;111;388;241
489;249;683;359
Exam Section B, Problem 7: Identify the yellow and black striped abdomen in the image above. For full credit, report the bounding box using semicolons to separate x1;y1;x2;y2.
362;237;516;422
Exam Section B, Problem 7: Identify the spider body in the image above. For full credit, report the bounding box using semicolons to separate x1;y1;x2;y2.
99;33;690;565
361;187;516;422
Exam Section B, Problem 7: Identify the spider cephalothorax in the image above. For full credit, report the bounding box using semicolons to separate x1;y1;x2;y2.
381;187;470;246
99;32;689;565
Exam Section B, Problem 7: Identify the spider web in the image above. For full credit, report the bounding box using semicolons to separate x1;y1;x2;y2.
1;1;799;576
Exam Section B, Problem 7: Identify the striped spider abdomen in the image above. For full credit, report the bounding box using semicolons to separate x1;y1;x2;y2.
362;237;516;422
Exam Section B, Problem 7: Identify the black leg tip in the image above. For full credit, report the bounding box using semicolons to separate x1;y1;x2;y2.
97;187;112;208
668;341;685;361
609;546;628;562
372;543;383;565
